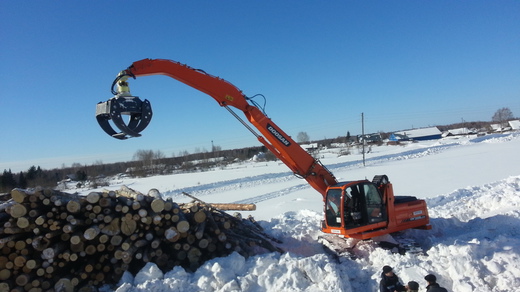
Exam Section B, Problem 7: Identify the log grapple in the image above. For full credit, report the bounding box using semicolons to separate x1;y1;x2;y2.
96;72;152;139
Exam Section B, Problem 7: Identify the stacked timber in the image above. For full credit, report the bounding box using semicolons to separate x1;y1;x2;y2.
0;187;282;292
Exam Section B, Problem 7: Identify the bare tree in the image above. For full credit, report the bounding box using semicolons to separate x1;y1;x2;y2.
297;131;310;143
492;107;514;126
153;150;165;160
133;149;154;165
133;149;155;175
132;149;167;175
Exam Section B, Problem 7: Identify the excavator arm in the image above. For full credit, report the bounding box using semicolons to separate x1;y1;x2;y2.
96;58;337;198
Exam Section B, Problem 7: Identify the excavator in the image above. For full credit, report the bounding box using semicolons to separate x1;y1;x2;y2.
95;58;431;245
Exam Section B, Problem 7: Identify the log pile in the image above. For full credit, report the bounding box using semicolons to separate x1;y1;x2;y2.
0;187;282;292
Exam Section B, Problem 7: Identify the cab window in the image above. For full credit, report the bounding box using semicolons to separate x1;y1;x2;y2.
343;183;385;226
344;185;363;226
363;183;385;223
325;189;342;227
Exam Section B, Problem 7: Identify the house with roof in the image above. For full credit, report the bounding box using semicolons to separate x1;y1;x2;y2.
490;123;503;132
508;120;520;131
388;133;411;142
491;121;516;132
394;127;442;141
358;133;383;144
442;127;476;137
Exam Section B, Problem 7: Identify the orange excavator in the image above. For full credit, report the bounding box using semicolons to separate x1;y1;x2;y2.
96;58;431;241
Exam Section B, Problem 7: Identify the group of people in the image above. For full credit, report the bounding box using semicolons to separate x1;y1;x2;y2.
379;266;448;292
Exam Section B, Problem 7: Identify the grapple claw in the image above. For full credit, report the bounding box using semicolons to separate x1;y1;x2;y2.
96;95;152;139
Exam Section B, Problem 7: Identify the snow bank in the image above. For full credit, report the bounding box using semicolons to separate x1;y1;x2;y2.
104;175;520;292
111;252;347;292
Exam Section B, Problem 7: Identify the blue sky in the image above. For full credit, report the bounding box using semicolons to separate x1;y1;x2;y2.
1;1;519;172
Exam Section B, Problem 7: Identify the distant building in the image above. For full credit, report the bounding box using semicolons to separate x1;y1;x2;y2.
301;143;319;152
388;133;411;142
442;128;476;137
491;121;517;132
490;123;502;132
358;133;382;143
394;127;442;141
509;120;520;131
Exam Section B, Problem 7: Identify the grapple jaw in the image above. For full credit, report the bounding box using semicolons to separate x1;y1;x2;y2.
96;95;152;140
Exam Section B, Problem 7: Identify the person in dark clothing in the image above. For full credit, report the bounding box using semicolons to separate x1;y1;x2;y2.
379;266;406;292
406;281;419;292
424;274;448;292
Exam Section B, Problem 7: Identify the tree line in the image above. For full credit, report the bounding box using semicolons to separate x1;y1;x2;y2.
0;145;270;193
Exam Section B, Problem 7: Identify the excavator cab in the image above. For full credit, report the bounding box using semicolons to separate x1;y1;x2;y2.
322;175;430;239
324;180;387;234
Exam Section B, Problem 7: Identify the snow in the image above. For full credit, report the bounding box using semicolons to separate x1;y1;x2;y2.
81;132;520;292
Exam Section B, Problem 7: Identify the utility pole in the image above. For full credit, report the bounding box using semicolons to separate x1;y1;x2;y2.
362;112;365;166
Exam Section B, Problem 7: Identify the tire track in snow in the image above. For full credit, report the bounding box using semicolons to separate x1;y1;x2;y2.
162;171;295;199
162;144;457;202
226;144;457;205
232;183;310;204
162;135;516;204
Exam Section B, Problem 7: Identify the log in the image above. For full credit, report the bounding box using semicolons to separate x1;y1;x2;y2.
16;217;30;229
0;282;9;291
31;236;50;251
98;197;114;208
0;200;16;213
150;198;165;213
28;209;40;218
193;210;207;223
83;226;101;241
121;218;137;236
118;186;143;200
181;192;253;210
165;227;180;242
11;189;28;204
15;274;31;287
110;235;123;246
14;240;26;251
208;203;256;211
9;204;27;218
66;200;83;214
85;192;100;204
54;278;74;292
197;238;209;249
101;217;120;236
176;220;190;233
195;221;206;240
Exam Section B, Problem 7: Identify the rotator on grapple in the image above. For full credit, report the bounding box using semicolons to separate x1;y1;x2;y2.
95;58;431;245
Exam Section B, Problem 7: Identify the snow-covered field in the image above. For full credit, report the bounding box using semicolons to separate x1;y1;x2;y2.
82;133;520;292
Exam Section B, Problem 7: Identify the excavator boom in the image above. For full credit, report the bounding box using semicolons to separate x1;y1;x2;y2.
97;59;337;198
